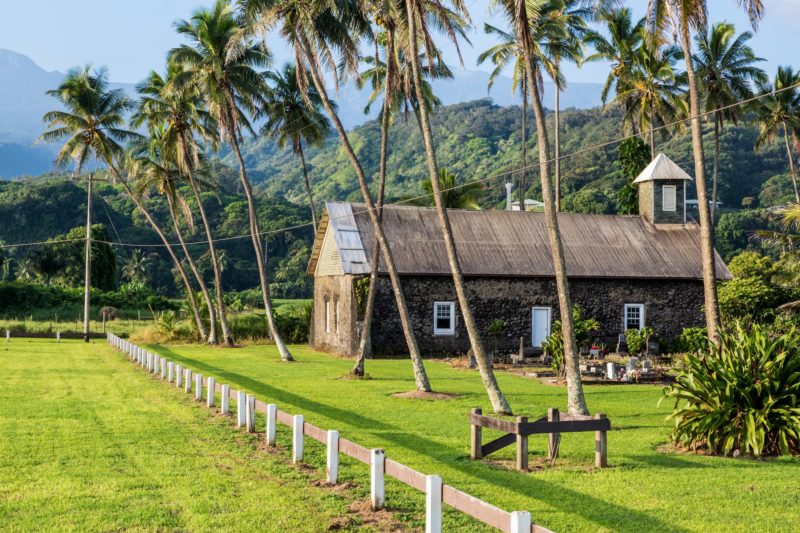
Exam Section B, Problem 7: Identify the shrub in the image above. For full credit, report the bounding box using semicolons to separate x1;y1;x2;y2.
542;306;599;375
727;251;774;281
662;324;800;457
625;326;654;355
675;327;708;354
275;304;311;344
718;277;780;323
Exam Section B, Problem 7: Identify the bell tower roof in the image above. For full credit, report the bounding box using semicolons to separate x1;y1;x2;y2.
633;153;693;184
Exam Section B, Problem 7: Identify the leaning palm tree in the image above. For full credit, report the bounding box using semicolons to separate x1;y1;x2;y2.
492;0;589;415
260;63;331;234
646;0;766;341
754;67;800;203
239;0;434;391
39;65;207;339
133;62;234;345
694;22;766;222
403;0;514;414
612;34;686;158
170;0;292;359
410;168;483;209
584;7;645;132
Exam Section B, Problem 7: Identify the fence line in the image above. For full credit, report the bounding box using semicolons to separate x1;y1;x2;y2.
106;333;554;533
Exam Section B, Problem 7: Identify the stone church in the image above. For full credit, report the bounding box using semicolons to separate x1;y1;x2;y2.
306;154;731;357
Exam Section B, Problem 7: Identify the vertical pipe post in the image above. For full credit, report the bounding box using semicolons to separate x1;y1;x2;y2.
184;369;192;393
510;511;531;533
168;362;174;383
221;385;230;414
516;416;528;471
425;475;443;533
470;408;483;460
266;404;277;446
237;391;246;427
370;449;385;510
595;413;608;468
326;430;339;484
175;365;183;387
246;395;256;432
292;415;304;463
195;374;203;401
207;378;216;408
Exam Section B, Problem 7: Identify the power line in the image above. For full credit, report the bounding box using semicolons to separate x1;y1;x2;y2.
2;79;799;252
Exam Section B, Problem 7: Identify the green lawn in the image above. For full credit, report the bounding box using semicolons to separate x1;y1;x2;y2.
0;339;389;532
139;342;800;533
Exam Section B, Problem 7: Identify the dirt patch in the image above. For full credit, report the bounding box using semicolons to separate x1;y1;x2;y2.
391;390;461;400
333;499;416;532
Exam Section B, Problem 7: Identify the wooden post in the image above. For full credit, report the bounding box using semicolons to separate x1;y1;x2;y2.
246;395;256;432
175;365;183;387
237;391;246;427
293;415;304;463
195;374;203;401
425;474;443;533
595;413;608;468
370;448;385;510
221;385;230;414
516;416;528;471
326;430;339;485
548;408;560;460
184;369;192;393
510;511;531;533
207;378;215;408
266;404;277;446
470;408;483;460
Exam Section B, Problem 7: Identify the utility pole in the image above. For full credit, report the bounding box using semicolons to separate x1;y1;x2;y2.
83;173;93;343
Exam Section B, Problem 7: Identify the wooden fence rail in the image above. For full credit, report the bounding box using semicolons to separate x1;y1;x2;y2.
106;333;554;533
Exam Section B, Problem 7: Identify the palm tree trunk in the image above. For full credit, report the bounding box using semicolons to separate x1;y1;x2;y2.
300;36;431;392
166;194;219;345
650;102;656;159
229;127;293;360
353;56;394;376
554;85;561;212
712;114;720;223
520;76;528;212
115;179;206;340
186;170;233;346
679;26;721;341
297;142;318;233
783;121;800;202
515;2;588;415
405;1;510;413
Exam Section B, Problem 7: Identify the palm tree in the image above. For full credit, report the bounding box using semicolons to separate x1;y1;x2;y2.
493;0;589;415
584;7;645;132
612;34;686;158
39;66;208;338
122;249;149;283
132;62;234;345
694;22;766;222
404;0;513;414
646;0;765;342
261;63;331;234
412;168;483;209
170;0;292;359
755;67;800;203
239;0;434;391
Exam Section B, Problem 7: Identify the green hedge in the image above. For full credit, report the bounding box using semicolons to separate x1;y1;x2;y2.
0;282;176;315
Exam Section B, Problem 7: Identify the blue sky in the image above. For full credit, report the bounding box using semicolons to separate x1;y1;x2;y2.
1;0;798;84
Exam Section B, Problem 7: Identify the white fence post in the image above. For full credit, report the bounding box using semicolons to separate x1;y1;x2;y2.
207;378;216;408
425;475;443;533
184;369;192;393
370;448;385;510
510;511;531;533
175;365;183;387
195;374;203;401
326;430;339;485
266;404;277;446
246;395;256;432
221;385;230;414
168;362;174;383
160;359;166;379
237;391;246;427
292;415;304;463
56;331;60;343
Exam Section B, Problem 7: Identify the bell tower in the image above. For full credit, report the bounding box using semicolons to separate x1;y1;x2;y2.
633;153;692;225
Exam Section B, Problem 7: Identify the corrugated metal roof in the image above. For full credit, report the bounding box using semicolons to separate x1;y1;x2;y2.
308;202;731;280
633;153;694;183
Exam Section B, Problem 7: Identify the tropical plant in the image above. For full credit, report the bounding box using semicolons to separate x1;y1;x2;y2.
754;66;800;203
675;326;708;353
411;168;483;209
261;63;331;233
727;250;774;281
542;306;599;376
625;326;654;355
646;0;765;343
171;0;291;358
121;249;150;283
662;323;800;457
694;22;765;222
616;136;650;214
133;60;234;345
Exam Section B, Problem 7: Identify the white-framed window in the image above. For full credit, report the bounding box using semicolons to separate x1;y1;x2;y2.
662;185;677;212
624;304;645;331
325;299;331;333
433;301;456;335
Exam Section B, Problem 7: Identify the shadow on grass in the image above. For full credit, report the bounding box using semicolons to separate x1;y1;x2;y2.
154;346;690;532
